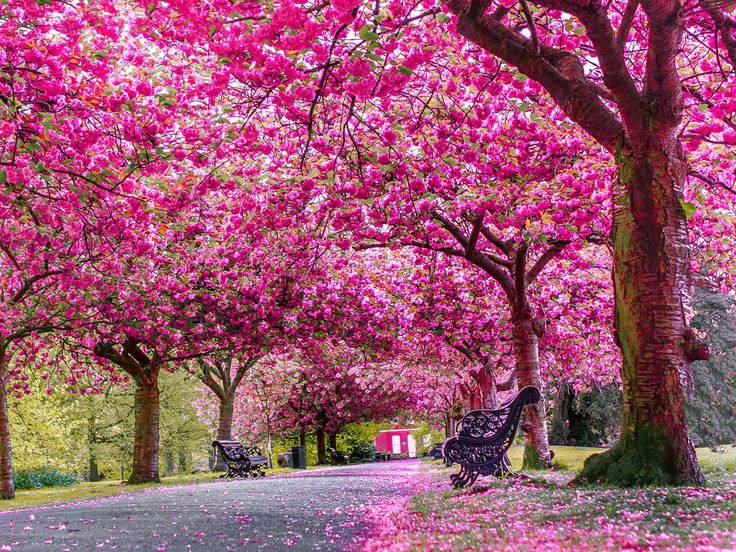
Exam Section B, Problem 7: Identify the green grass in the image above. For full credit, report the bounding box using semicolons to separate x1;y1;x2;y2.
502;444;736;475
407;446;736;550
0;465;313;512
402;479;736;550
506;444;604;472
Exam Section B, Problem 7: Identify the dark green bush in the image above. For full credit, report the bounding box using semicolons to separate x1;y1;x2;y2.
13;469;78;490
686;286;736;447
550;384;622;447
349;441;376;463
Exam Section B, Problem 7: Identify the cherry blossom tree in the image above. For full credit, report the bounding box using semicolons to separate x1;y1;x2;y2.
134;0;735;484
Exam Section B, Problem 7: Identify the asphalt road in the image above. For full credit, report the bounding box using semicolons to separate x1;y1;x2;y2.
0;460;421;551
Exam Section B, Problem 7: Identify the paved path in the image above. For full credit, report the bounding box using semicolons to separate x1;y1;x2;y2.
0;460;422;551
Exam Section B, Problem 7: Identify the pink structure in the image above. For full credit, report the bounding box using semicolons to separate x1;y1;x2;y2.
374;427;419;458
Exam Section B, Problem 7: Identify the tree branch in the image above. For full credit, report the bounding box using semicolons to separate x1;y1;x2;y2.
640;0;685;128
466;213;484;255
446;3;626;151
525;240;570;285
616;0;639;47
9;270;64;305
697;0;736;67
688;168;736;194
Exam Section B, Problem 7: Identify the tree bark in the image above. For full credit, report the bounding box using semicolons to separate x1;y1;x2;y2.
88;412;101;482
129;376;161;484
579;139;705;486
213;396;234;472
0;345;14;499
316;428;327;464
473;358;498;409
299;430;306;448
89;456;100;482
512;312;552;469
328;432;337;450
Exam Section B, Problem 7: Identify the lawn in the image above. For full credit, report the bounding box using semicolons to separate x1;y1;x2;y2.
361;446;736;551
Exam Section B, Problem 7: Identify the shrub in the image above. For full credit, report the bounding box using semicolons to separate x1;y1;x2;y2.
13;469;78;490
550;384;622;447
349;441;376;463
686;287;736;447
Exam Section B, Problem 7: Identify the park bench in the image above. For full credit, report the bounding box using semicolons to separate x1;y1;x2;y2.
428;443;444;460
442;386;541;488
329;447;349;465
211;440;269;478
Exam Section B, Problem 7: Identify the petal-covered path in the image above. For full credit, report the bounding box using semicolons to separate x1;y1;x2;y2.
0;460;434;551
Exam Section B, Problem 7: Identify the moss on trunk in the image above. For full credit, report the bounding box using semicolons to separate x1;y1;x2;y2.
577;425;680;485
521;444;547;470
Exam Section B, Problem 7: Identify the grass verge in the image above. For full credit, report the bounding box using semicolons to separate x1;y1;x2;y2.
0;465;308;512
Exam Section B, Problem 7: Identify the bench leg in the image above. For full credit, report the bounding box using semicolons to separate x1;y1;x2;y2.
450;466;479;488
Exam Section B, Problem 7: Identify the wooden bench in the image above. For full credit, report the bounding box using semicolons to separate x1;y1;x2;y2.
442;386;541;488
329;447;349;465
211;440;269;478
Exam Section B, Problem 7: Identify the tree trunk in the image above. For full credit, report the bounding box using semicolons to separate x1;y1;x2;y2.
0;346;14;499
512;312;552;469
579;140;705;486
266;420;273;468
316;428;327;464
129;377;160;484
88;413;101;482
213;396;234;472
328;432;337;450
299;430;306;448
89;456;100;482
164;448;176;477
475;361;498;409
469;389;482;410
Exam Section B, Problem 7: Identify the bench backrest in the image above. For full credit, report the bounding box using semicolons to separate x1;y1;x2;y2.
457;386;541;443
212;440;264;462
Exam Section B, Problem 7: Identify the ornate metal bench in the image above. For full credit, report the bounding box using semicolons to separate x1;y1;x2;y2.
442;386;541;488
211;440;269;478
428;443;444;460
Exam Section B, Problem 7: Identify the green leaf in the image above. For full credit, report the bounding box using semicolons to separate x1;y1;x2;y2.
398;65;413;75
680;200;697;219
359;25;379;42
